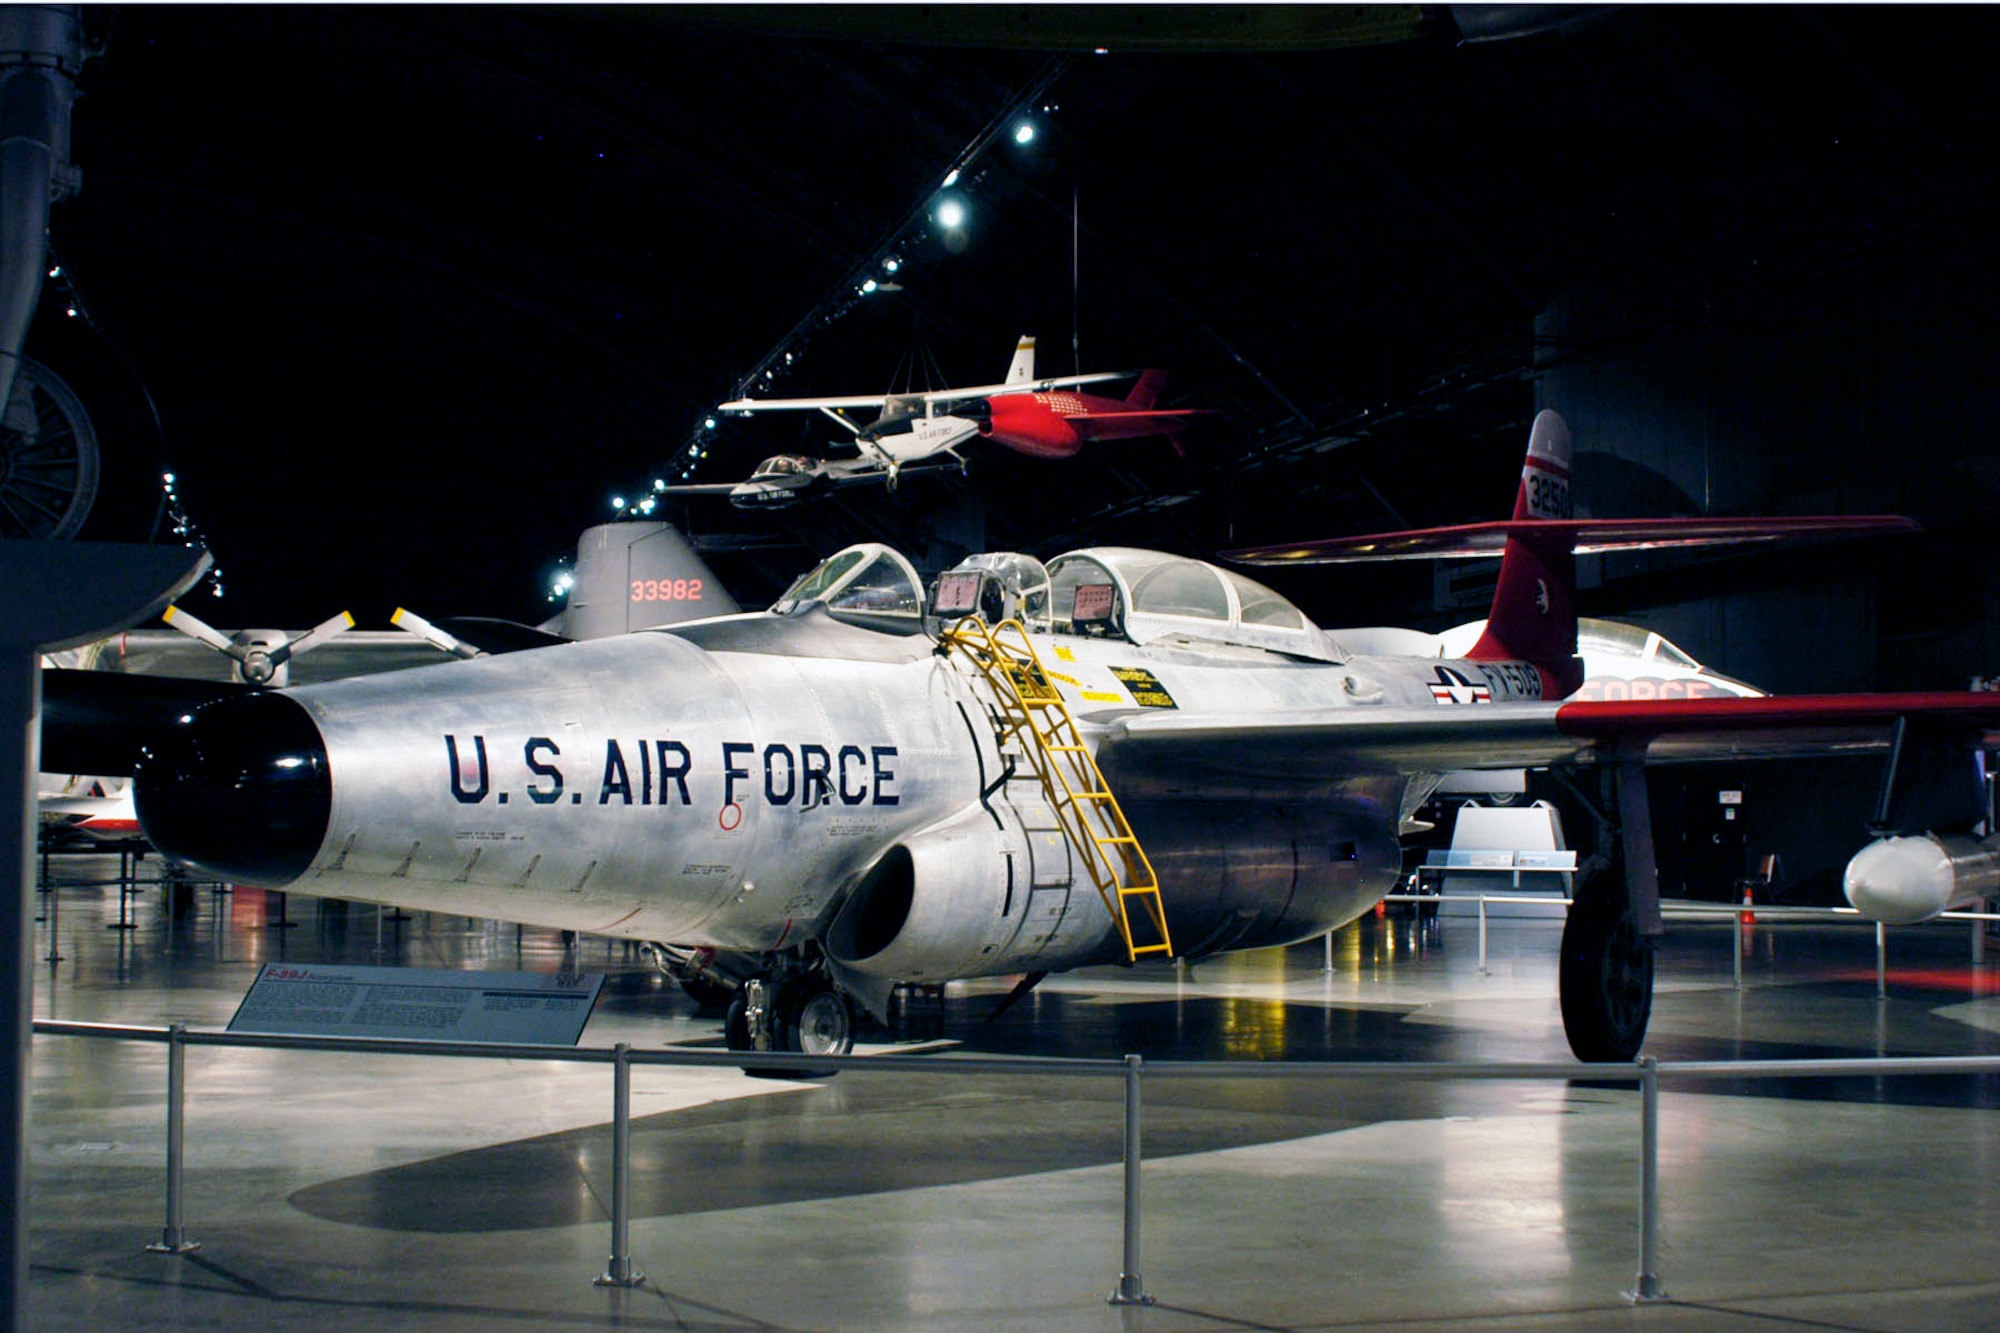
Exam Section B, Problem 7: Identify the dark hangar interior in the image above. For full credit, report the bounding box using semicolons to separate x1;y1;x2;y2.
25;4;2000;700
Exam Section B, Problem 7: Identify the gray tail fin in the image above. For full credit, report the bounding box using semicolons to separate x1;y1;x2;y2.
559;521;739;639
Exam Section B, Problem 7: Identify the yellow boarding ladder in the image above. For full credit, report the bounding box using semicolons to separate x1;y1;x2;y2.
939;617;1173;962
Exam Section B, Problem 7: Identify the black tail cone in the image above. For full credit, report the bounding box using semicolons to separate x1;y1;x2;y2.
134;691;332;886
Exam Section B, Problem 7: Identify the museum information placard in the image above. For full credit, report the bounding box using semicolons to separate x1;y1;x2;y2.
228;964;604;1044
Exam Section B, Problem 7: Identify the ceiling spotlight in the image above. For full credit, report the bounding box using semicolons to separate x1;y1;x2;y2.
611;495;625;510
941;168;961;188
937;198;966;229
704;415;718;429
883;257;901;274
1013;121;1035;145
860;278;878;294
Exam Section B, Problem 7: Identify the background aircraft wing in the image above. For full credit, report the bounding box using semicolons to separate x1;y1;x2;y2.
920;370;1137;404
718;393;893;412
820;458;959;488
656;479;756;495
1095;692;2000;792
1224;516;1922;565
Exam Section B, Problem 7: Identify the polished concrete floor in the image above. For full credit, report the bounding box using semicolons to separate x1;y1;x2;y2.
23;848;2000;1331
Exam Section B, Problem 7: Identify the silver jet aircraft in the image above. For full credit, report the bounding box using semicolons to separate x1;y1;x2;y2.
123;413;2000;1064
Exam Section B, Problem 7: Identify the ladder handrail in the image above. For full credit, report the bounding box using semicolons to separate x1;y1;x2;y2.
938;617;1173;961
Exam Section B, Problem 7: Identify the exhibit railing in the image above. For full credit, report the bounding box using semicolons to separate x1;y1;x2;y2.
28;1018;2000;1307
1374;891;2000;991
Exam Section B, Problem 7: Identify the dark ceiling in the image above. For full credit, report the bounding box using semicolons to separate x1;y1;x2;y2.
32;4;2000;632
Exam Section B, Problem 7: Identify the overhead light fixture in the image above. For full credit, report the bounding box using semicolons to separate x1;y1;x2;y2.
941;168;961;188
937;198;966;229
1013;122;1035;145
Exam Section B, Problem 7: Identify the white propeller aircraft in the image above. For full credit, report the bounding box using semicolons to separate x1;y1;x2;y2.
73;412;2000;1066
703;335;1134;489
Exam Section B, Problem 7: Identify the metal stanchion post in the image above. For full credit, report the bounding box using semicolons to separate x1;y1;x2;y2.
1477;897;1490;976
1876;922;1888;1003
595;1042;644;1288
146;1023;199;1254
1108;1053;1153;1307
1629;1055;1665;1302
42;873;60;963
1322;930;1333;974
1733;922;1744;991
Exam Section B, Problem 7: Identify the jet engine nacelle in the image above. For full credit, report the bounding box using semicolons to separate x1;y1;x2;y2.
1843;834;2000;925
824;804;1116;981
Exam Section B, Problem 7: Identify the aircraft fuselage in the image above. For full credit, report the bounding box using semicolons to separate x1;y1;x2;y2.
135;609;1549;982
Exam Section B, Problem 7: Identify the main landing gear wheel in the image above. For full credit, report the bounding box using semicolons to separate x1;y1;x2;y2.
725;973;855;1076
1559;864;1654;1062
781;979;855;1057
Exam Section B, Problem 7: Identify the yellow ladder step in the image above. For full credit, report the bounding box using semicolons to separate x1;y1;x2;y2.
939;615;1173;964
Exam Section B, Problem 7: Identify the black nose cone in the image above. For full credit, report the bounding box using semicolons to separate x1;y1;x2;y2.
135;691;332;886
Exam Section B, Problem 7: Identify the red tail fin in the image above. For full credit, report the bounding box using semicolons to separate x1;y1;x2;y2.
1466;411;1583;697
1125;368;1167;410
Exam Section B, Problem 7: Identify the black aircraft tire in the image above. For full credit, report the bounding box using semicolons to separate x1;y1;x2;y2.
1558;868;1655;1063
723;991;752;1051
779;979;855;1059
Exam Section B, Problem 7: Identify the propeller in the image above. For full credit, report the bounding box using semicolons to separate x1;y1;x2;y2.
389;607;483;660
161;604;355;688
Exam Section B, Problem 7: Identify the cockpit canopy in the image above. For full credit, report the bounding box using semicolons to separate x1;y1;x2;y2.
1046;547;1336;660
770;543;925;633
750;454;814;479
773;541;1333;659
933;552;1053;631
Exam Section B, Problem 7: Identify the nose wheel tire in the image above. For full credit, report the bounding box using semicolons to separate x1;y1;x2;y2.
1559;864;1655;1063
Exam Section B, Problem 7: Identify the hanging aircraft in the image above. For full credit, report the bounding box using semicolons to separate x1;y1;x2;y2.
706;335;1196;492
658;453;963;510
53;412;2000;1068
940;366;1208;459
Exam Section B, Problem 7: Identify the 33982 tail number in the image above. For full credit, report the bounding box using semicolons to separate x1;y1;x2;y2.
631;578;704;603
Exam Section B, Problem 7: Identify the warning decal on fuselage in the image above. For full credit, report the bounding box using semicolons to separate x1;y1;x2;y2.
1110;666;1177;709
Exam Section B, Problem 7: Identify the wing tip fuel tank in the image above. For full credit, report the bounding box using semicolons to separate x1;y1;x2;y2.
1843;833;2000;925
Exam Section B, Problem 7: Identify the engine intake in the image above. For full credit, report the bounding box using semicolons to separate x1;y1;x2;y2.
824;804;1115;980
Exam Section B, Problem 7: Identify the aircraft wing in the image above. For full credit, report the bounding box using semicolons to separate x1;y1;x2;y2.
719;393;896;413
1223;516;1922;565
821;458;959;487
919;370;1136;404
656;479;755;496
718;371;1136;415
1096;692;2000;792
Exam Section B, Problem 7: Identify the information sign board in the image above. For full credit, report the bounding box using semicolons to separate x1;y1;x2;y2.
228;964;604;1045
